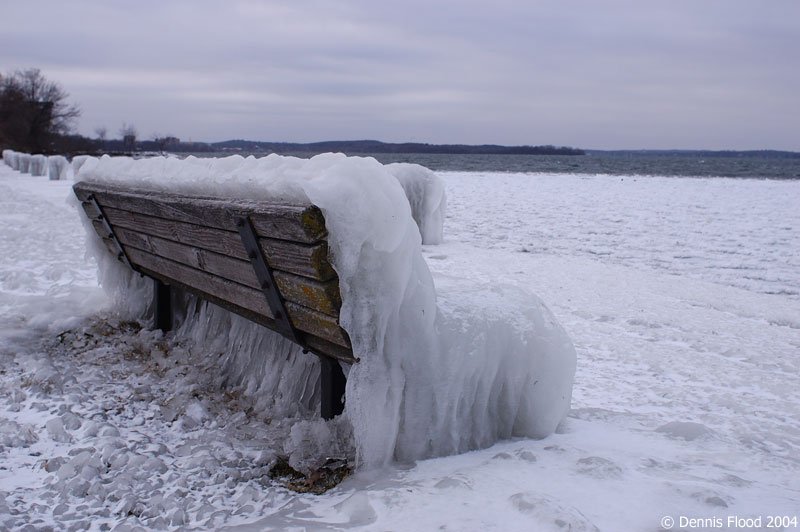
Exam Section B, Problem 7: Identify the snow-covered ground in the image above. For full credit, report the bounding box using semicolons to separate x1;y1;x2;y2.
1;164;799;531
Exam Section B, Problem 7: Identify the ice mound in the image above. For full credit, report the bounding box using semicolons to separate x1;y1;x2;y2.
48;155;70;180
78;153;575;467
19;153;31;173
3;149;23;171
386;163;446;244
72;154;93;177
30;154;48;176
2;149;15;167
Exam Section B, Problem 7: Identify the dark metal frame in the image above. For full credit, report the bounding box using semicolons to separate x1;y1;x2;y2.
86;193;136;271
153;279;172;332
234;215;300;343
88;194;172;334
234;214;345;419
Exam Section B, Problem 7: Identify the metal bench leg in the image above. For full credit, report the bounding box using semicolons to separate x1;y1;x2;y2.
153;278;172;332
320;356;346;420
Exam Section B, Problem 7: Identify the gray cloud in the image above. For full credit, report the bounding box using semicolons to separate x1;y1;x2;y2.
1;0;798;149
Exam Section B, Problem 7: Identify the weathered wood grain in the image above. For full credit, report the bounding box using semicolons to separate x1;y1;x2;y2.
84;203;336;281
97;229;342;316
123;247;350;348
76;180;353;362
74;181;327;244
138;265;355;363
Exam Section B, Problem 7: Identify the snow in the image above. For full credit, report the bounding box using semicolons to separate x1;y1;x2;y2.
1;163;799;531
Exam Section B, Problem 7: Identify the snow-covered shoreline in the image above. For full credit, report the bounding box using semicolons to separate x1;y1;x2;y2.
1;164;798;531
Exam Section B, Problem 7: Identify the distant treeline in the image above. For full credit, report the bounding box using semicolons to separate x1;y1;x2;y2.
210;139;586;156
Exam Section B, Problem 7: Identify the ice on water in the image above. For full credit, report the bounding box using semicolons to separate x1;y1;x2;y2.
77;153;576;466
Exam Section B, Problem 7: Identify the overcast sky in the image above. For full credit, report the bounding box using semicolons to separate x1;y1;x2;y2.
2;0;798;150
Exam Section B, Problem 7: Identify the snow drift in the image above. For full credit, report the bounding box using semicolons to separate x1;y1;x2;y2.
76;153;575;467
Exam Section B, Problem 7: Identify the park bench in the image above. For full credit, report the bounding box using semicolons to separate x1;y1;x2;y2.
73;181;352;420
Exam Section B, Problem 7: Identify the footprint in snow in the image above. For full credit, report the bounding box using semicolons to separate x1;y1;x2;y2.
575;456;623;479
434;476;472;490
509;492;600;531
655;421;712;441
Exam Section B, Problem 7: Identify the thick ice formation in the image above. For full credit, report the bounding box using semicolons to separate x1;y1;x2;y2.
30;154;48;176
71;155;92;177
48;155;70;181
78;154;575;467
385;163;446;244
19;153;31;174
2;149;14;167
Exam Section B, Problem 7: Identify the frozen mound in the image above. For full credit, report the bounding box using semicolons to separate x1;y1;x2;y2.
9;151;21;170
2;149;14;167
30;154;48;176
385;163;446;245
48;155;70;180
78;153;575;467
72;154;93;177
19;153;31;173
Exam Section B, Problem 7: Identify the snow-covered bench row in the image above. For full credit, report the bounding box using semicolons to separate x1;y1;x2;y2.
2;149;71;180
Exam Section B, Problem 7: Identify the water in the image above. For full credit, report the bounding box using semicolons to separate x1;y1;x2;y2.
193;151;800;179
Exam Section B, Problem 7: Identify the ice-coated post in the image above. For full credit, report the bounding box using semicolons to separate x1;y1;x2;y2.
153;278;172;332
320;356;346;420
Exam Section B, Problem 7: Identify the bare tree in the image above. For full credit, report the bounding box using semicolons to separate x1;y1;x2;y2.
94;126;107;152
0;68;81;152
119;123;137;152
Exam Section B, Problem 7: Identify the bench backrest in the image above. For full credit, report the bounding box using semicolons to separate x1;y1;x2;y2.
74;181;354;363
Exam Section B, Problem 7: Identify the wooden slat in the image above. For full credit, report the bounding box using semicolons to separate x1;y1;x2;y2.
123;247;350;348
74;181;327;244
138;265;355;363
99;228;342;316
84;202;336;281
96;237;353;361
77;180;354;361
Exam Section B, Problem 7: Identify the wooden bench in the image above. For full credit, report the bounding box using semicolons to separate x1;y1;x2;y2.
73;181;353;419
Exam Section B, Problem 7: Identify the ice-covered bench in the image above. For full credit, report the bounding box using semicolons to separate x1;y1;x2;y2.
72;154;573;467
73;181;351;419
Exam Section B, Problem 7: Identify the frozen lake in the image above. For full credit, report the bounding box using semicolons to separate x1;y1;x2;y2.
440;171;800;299
1;165;798;531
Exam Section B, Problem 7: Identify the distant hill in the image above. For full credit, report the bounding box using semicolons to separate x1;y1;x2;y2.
585;149;800;159
209;139;585;156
